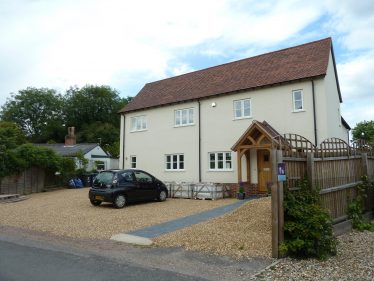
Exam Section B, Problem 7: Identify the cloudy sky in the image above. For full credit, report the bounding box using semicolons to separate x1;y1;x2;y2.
0;0;373;128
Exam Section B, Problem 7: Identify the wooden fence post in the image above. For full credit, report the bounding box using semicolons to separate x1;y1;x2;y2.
362;153;368;176
307;152;315;187
271;183;279;258
276;150;284;250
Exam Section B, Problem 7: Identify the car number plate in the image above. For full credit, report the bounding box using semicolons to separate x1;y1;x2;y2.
95;196;104;201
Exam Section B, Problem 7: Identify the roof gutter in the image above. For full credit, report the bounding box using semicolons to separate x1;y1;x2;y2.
122;115;126;169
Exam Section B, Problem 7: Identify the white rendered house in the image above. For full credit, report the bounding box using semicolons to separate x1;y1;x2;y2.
119;38;350;193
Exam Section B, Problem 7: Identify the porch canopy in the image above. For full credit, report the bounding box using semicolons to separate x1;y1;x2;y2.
231;120;283;184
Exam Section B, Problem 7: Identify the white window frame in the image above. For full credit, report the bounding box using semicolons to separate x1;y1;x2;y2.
175;108;194;127
130;115;147;132
165;154;184;171
208;152;233;171
233;99;251;119
130;156;137;169
292;90;304;112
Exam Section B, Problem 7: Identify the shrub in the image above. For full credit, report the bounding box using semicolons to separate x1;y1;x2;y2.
348;176;374;232
280;179;337;260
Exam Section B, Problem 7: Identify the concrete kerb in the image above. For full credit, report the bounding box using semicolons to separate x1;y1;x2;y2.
112;196;259;246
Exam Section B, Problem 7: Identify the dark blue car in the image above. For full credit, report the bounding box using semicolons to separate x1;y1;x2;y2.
88;169;168;208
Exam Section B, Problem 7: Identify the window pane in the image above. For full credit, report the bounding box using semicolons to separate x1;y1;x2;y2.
210;161;215;169
234;101;241;110
173;155;177;162
180;162;184;169
188;109;194;124
243;100;250;116
179;154;184;162
131;118;136;131
134;171;152;183
294;91;302;101
295;100;302;110
166;155;171;163
210;153;215;161
182;109;187;124
175;110;181;125
218;153;223;161
235;109;242;118
166;163;171;169
218;160;223;169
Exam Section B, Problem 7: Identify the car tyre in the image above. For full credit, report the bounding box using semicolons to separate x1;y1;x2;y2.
157;190;167;202
113;194;126;208
90;199;102;206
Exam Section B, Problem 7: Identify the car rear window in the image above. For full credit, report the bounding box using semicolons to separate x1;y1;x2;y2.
93;172;114;185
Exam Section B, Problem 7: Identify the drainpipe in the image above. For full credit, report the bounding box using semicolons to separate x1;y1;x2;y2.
312;80;318;146
122;115;126;169
198;100;201;182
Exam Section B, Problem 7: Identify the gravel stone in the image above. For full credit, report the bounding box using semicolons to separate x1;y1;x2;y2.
154;197;272;259
0;188;237;239
250;230;374;281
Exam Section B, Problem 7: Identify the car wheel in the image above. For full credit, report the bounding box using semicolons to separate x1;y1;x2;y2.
113;194;126;208
90;199;102;206
158;190;167;202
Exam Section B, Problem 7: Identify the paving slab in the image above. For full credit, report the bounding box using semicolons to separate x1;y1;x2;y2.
127;197;258;239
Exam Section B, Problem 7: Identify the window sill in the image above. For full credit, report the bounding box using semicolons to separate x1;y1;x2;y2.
130;129;148;133
233;116;252;121
165;169;185;172
208;169;234;172
292;110;305;113
174;124;195;128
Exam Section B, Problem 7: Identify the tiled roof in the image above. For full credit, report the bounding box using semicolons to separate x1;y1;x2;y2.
34;143;102;157
120;38;333;113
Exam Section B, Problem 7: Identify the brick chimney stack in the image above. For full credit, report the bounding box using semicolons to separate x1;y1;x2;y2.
65;127;76;146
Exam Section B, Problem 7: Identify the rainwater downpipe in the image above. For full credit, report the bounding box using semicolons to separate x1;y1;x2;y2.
198;100;201;182
312;80;318;146
122;115;126;169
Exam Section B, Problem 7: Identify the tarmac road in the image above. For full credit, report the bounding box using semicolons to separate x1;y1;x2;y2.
0;225;273;281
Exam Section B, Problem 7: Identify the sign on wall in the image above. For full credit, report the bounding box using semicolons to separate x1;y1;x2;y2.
277;163;286;182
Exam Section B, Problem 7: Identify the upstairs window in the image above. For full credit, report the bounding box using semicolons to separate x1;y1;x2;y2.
166;154;184;171
292;90;304;111
175;108;194;126
209;152;232;171
130;115;147;132
234;99;251;119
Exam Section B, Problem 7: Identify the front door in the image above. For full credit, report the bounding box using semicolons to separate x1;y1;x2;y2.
257;149;272;192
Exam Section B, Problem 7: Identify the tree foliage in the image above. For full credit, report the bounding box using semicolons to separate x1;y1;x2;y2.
0;87;65;143
64;85;128;130
352;121;374;145
0;85;132;157
0;121;26;150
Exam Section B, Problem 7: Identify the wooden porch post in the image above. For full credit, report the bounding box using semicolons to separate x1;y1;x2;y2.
237;149;242;183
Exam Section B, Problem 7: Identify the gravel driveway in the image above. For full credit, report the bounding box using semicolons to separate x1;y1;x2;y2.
0;188;236;239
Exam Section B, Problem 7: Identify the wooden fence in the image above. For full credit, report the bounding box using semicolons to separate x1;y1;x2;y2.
271;135;374;258
0;167;45;195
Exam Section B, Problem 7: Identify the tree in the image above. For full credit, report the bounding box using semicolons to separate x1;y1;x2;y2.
0;121;26;150
0;87;65;143
78;121;121;157
64;85;130;130
352;121;374;145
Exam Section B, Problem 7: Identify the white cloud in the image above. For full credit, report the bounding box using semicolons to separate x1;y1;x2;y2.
0;0;373;131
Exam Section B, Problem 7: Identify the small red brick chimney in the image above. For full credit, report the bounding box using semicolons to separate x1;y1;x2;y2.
65;127;76;146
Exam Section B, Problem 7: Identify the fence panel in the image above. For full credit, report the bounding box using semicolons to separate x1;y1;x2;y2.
320;186;356;221
283;159;307;188
0;168;45;195
314;157;362;189
368;157;374;180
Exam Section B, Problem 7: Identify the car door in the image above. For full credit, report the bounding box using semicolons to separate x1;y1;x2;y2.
133;171;157;200
118;171;138;202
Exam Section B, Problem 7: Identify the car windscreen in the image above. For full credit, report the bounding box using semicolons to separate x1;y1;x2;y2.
93;172;114;185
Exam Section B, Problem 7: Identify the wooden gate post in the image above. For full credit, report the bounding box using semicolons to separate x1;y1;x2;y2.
276;150;284;254
271;183;279;258
307;152;315;187
362;153;368;176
